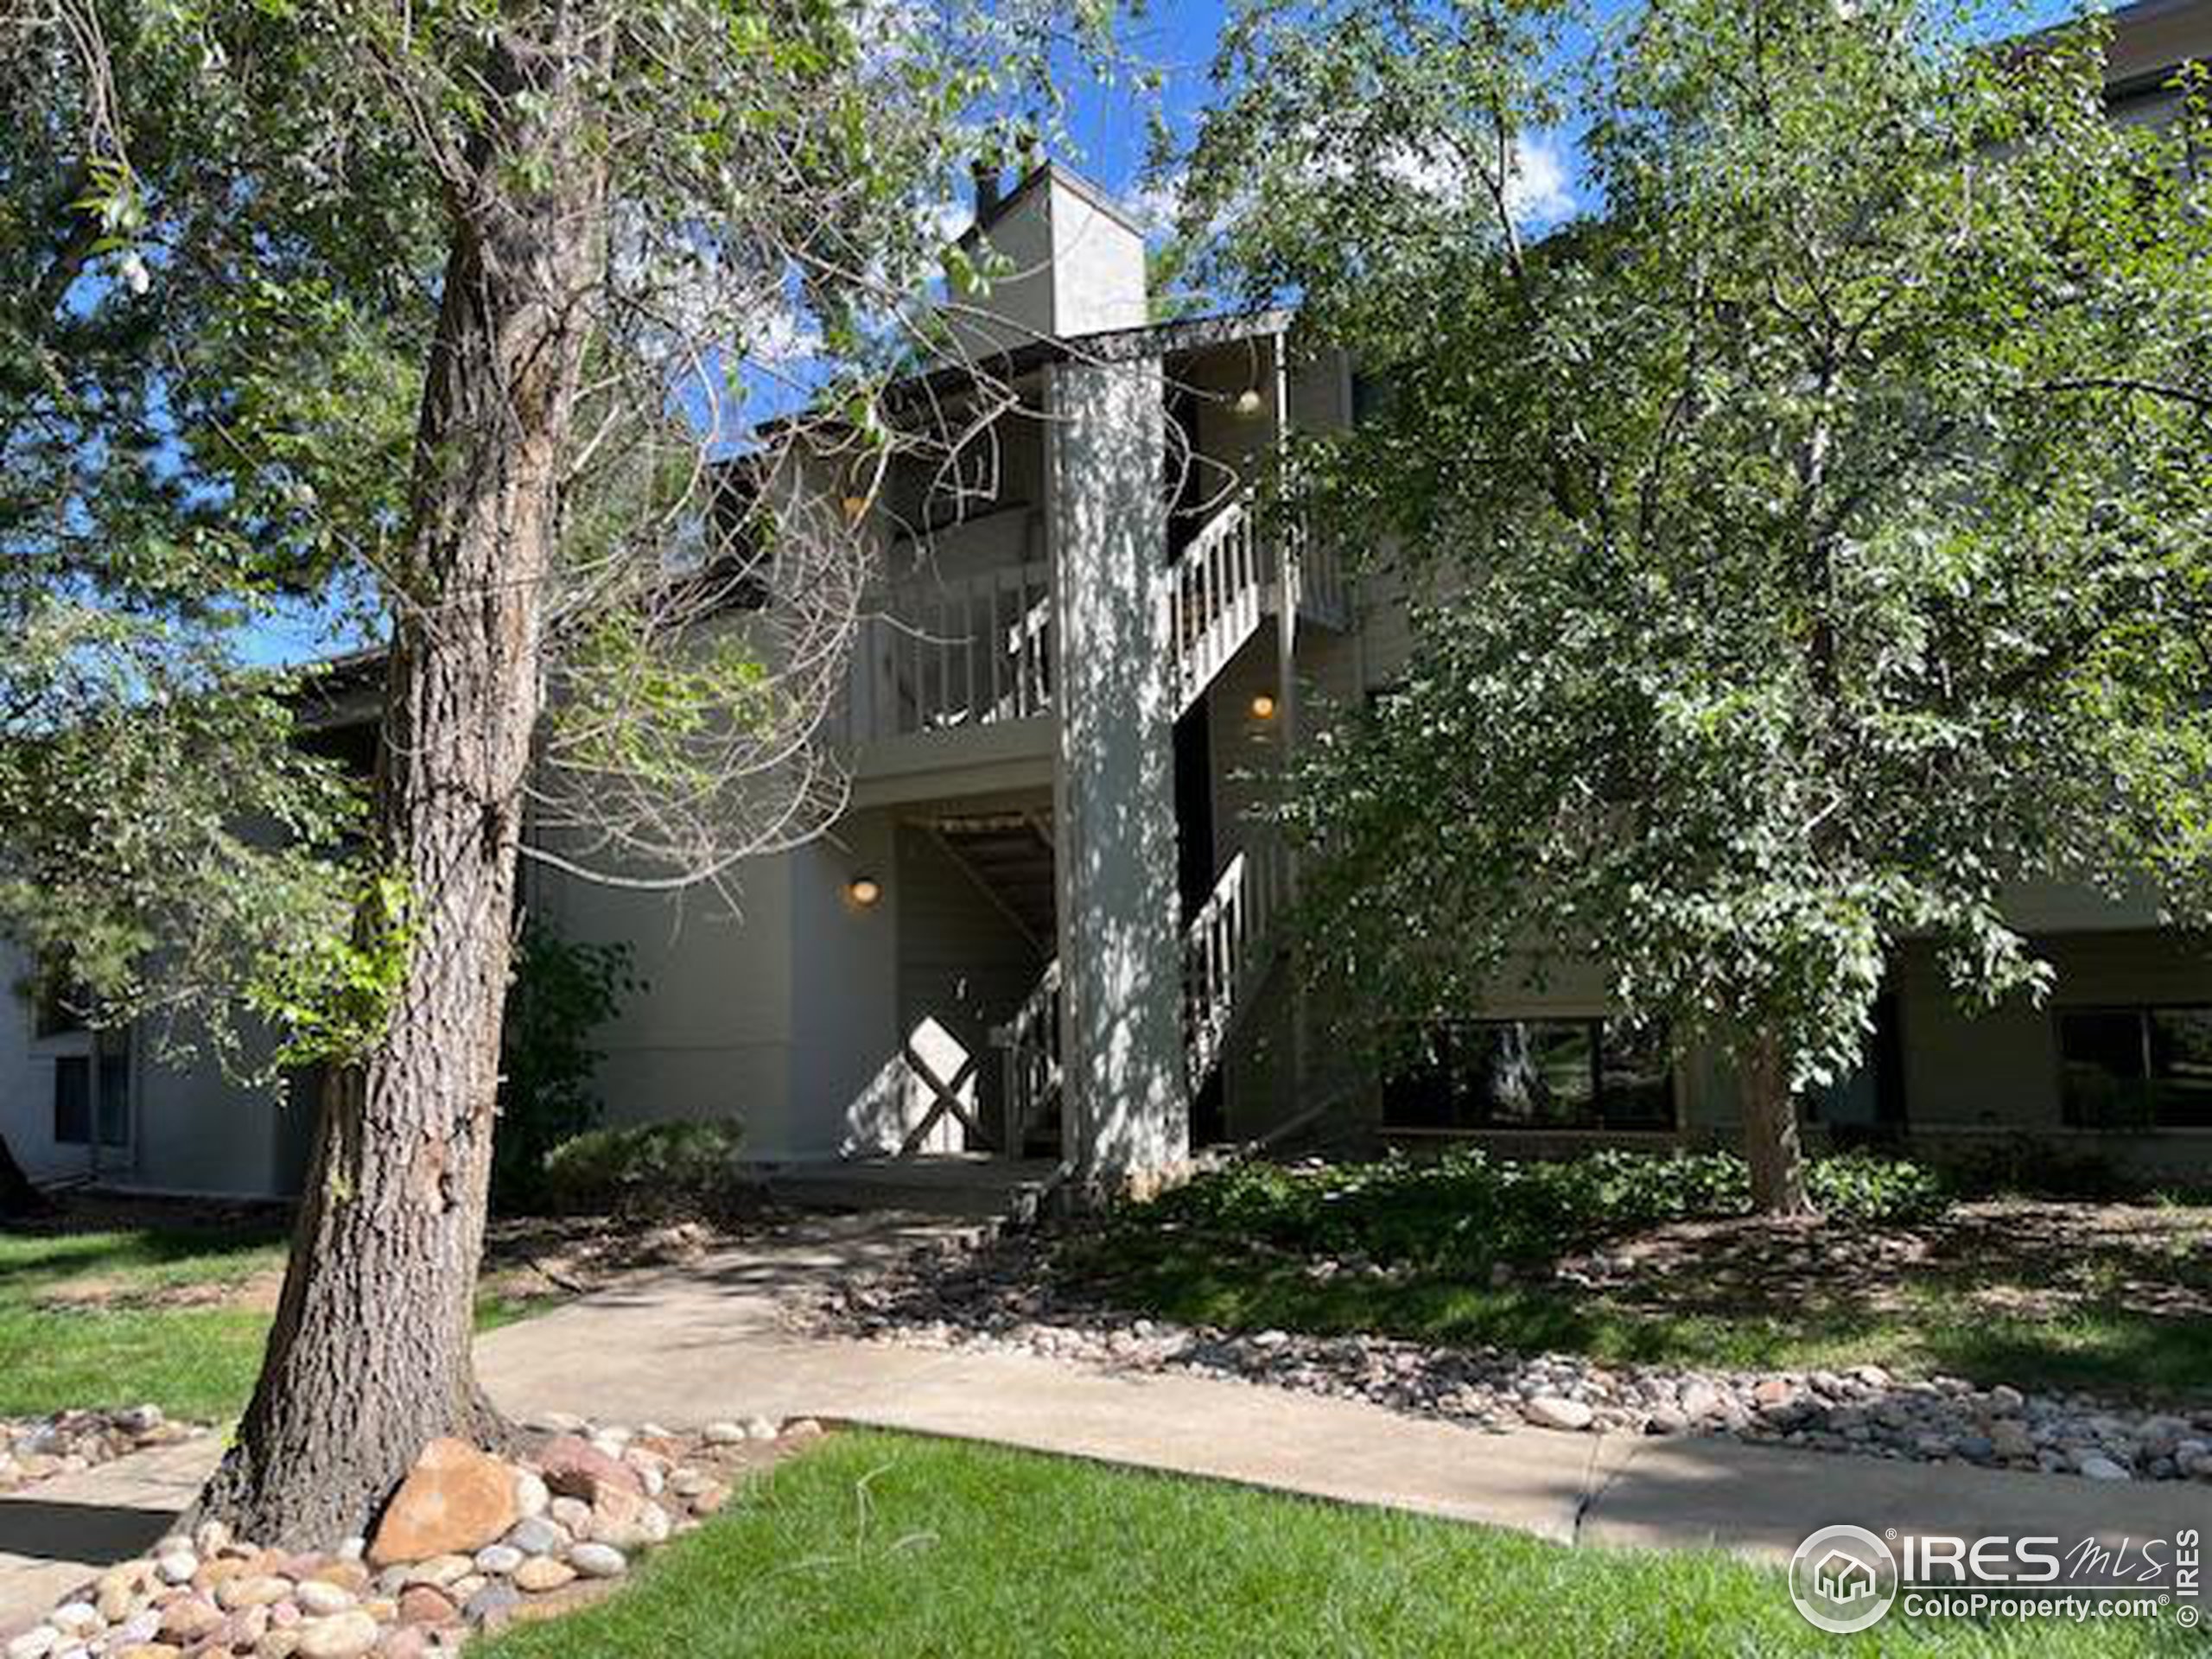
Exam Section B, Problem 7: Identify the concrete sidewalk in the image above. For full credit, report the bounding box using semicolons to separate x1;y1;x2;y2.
6;1212;2205;1634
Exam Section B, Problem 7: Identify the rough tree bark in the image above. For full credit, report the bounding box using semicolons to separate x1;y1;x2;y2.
197;30;606;1546
0;1131;51;1219
1738;1029;1815;1217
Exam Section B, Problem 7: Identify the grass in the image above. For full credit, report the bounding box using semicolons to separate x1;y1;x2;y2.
1061;1228;2212;1402
0;1219;559;1421
1052;1154;2212;1405
475;1431;2197;1658
0;1223;289;1420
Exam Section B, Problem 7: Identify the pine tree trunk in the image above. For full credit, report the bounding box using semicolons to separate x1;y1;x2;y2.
197;31;604;1548
0;1130;51;1219
1739;1030;1815;1217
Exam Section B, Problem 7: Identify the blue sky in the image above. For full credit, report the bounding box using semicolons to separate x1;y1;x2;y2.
248;0;2090;667
1046;0;2082;227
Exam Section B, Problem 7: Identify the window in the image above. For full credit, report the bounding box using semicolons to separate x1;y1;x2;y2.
1383;1018;1675;1132
97;1046;130;1147
53;1056;90;1145
48;1039;128;1149
2059;1006;2212;1129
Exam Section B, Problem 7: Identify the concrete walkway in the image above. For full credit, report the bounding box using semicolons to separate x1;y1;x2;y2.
6;1212;2205;1634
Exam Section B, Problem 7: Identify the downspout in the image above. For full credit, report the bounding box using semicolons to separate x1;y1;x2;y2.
1273;330;1310;1121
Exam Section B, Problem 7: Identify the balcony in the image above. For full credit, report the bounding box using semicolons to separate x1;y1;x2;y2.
842;492;1345;803
845;556;1057;802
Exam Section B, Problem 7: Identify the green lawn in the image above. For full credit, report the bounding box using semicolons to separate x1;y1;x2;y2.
1044;1157;2212;1405
1061;1222;2212;1403
0;1224;289;1420
0;1222;552;1421
475;1432;2197;1658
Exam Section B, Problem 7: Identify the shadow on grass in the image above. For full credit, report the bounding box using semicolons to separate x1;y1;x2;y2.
1062;1218;2212;1406
0;1224;290;1294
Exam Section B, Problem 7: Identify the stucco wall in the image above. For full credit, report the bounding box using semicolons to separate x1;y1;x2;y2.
530;849;797;1156
0;943;289;1198
1050;356;1188;1182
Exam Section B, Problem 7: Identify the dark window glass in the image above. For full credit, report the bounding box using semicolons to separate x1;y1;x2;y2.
2149;1009;2212;1129
1351;371;1395;427
2058;1007;2212;1129
96;1048;130;1147
53;1056;91;1145
1382;1019;1673;1132
33;978;86;1039
1381;1027;1459;1130
1460;1021;1595;1127
1599;1019;1675;1127
2059;1011;2150;1128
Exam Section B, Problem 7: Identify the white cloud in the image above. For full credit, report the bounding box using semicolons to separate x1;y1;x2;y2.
919;194;972;248
748;305;823;369
1125;172;1186;239
1372;131;1578;229
1503;133;1576;228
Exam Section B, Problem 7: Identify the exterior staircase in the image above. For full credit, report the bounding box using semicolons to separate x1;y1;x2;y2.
992;489;1343;1156
931;811;1056;952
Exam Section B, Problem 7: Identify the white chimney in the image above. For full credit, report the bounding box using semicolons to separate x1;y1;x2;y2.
952;162;1149;354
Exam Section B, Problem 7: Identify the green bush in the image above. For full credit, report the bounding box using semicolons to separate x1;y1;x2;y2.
493;923;639;1211
1927;1135;2140;1202
538;1119;747;1217
1128;1147;1948;1274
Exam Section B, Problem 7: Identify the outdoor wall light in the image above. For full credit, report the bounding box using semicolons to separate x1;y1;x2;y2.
1249;692;1278;721
847;875;883;908
1233;386;1265;416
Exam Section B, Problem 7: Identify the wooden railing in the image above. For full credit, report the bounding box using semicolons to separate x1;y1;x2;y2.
1182;844;1287;1090
987;841;1288;1152
1168;496;1349;715
1170;499;1268;715
991;959;1062;1154
849;558;1053;744
1285;514;1349;631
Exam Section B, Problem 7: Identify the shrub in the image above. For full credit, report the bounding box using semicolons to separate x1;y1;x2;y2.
1806;1151;1948;1222
493;924;638;1211
538;1119;747;1217
1928;1136;2139;1202
1128;1146;1948;1274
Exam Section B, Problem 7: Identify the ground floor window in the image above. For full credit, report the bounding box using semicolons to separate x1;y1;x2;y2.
53;1055;90;1144
1382;1018;1675;1132
2058;1006;2212;1129
51;1043;130;1148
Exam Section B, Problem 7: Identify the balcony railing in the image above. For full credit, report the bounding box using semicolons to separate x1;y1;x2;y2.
849;557;1054;745
1183;843;1287;1090
848;493;1347;749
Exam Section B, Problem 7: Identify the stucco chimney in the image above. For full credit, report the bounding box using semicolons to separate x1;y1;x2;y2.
952;162;1149;353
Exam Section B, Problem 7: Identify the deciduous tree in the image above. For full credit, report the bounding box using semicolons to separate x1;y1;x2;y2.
1176;0;2212;1211
7;0;1094;1540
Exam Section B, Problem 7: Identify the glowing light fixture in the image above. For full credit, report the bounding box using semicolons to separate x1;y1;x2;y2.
848;875;883;908
1249;693;1278;721
1233;387;1265;416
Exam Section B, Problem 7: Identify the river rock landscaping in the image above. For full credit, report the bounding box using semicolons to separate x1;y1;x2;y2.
0;1408;203;1494
794;1229;2212;1485
2;1414;822;1659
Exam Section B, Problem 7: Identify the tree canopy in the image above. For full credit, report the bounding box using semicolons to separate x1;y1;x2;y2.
3;0;1088;1058
5;0;1125;1538
1177;0;2212;1208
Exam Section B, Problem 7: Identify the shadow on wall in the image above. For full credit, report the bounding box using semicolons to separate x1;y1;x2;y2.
1052;358;1188;1183
841;1017;982;1157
